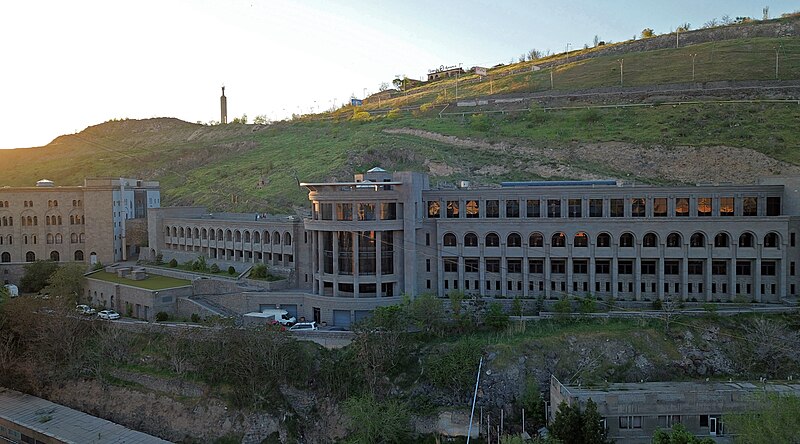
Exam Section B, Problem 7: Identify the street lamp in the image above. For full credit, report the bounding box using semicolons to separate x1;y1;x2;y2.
690;53;698;81
565;43;571;64
455;62;462;100
617;59;624;86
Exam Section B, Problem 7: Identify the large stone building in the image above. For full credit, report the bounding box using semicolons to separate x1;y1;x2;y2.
0;178;160;283
146;168;800;325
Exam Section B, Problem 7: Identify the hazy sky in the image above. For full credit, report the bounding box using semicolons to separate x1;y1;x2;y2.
1;0;795;148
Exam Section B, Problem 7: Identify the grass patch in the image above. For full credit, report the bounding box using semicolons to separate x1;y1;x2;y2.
87;271;191;290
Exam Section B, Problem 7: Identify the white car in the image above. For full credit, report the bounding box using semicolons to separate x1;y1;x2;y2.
97;310;120;320
289;322;318;331
76;305;96;315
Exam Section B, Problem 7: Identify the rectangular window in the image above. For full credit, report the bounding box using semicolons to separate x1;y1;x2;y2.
568;199;582;218
337;203;353;220
595;260;610;274
762;261;777;276
675;198;689;217
712;261;727;275
443;258;458;273
610;198;624;217
465;258;479;273
641;260;656;275
688;260;704;275
321;203;333;220
426;259;431;272
526;199;540;217
767;197;781;216
425;233;430;246
653;198;668;217
736;260;752;276
792;232;796;247
466;200;479;218
506;200;520;218
486;200;500;218
380;202;397;220
356;203;375;221
791;261;795;276
618;260;633;274
589;199;603;217
427;201;440;218
551;260;566;274
573;260;588;274
720;197;734;216
529;260;544;274
631;198;646;217
619;416;643;429
664;261;681;275
486;258;500;273
658;415;682;428
547;199;561;218
446;201;459;218
743;197;758;216
507;259;522;273
697;197;712;216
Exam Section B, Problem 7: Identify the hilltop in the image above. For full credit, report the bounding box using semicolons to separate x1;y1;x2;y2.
1;16;799;213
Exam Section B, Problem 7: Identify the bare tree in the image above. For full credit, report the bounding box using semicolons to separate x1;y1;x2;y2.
527;48;543;61
721;14;733;25
702;18;719;28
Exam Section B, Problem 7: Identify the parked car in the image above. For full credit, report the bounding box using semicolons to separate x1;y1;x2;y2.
76;305;96;315
97;310;120;320
289;322;318;331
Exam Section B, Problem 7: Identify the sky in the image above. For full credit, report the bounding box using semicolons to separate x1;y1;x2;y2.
0;0;796;148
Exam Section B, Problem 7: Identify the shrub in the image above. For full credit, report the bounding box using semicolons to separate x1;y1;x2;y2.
652;299;663;310
580;108;602;124
227;266;236;275
155;311;169;322
484;302;509;330
92;261;104;271
351;111;372;122
250;263;268;279
528;107;549;124
190;313;200;323
419;103;435;113
168;258;178;268
469;113;491;131
579;296;596;314
193;255;208;272
209;263;220;273
554;296;572;314
154;253;164;265
386;109;402;119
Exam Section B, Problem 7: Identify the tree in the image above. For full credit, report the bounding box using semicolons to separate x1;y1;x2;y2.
45;262;86;304
511;297;523;318
252;114;269;124
527;48;543;61
720;14;733;25
677;23;691;32
448;290;465;320
551;401;584;442
250;263;268;279
653;423;714;443
407;293;443;332
231;113;248;124
519;53;527;63
484;302;509;330
641;28;655;38
378;82;389;92
762;6;769;20
20;260;59;293
725;392;800;443
582;399;609;444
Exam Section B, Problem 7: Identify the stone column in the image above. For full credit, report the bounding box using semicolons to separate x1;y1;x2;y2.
501;242;508;297
479;242;486;298
681;245;689;300
376;231;383;297
755;247;763;302
332;231;339;297
658;246;665;300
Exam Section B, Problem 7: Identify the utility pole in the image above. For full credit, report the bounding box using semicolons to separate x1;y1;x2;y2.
618;59;624;86
775;47;780;79
565;42;571;64
676;28;680;48
550;69;554;89
466;357;483;443
690;53;698;81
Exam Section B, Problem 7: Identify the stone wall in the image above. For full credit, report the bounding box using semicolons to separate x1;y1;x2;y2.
85;276;191;321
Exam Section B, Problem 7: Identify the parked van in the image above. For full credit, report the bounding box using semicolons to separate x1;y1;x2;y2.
259;309;296;326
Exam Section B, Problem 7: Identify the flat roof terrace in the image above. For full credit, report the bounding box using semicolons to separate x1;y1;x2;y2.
87;271;191;290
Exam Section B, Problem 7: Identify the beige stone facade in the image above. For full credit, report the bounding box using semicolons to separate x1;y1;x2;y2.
0;178;160;284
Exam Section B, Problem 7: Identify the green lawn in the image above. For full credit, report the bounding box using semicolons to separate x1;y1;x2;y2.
88;271;191;290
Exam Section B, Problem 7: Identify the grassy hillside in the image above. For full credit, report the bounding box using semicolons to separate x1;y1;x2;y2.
1;29;799;213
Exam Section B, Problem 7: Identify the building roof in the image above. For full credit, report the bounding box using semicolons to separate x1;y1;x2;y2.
563;380;800;398
0;388;171;443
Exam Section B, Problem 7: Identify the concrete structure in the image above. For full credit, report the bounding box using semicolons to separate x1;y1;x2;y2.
427;65;466;82
220;86;228;124
0;387;170;443
0;178;160;284
549;375;800;443
85;267;192;321
147;169;800;325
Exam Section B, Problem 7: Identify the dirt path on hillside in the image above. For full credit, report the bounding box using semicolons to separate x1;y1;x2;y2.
384;128;800;184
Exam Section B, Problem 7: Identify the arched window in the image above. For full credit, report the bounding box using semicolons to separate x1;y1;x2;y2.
6;235;11;245
217;229;224;240
71;233;78;243
235;230;241;242
57;216;62;225
179;227;185;237
26;251;35;262
529;232;544;247
53;200;58;207
50;251;60;262
193;228;199;238
1;252;9;262
46;216;51;226
573;232;588;247
739;233;754;248
485;233;500;247
74;250;84;261
714;233;730;248
209;229;216;240
643;233;657;247
79;233;85;243
33;216;37;226
226;230;232;241
47;233;54;244
55;233;62;244
172;227;177;237
273;232;281;244
764;232;780;248
507;233;522;247
26;216;32;226
443;233;457;246
72;200;77;207
464;233;478;247
666;233;682;248
263;231;271;244
202;228;208;240
284;233;292;245
244;231;251;243
551;232;566;247
619;233;634;248
690;233;706;248
253;231;260;243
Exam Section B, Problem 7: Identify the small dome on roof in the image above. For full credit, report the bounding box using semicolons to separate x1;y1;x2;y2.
36;179;55;187
367;167;386;173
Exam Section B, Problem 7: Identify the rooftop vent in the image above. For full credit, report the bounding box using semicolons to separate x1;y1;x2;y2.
367;167;387;173
35;179;55;187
